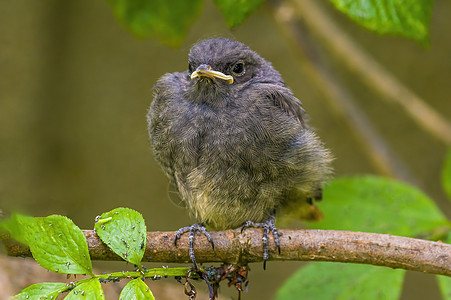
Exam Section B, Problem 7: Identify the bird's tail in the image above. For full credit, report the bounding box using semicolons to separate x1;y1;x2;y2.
277;187;325;226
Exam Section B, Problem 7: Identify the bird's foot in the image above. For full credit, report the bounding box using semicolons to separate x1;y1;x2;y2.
174;223;215;270
241;217;280;270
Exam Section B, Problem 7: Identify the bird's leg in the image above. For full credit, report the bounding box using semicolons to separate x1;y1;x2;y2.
241;214;280;270
174;223;215;270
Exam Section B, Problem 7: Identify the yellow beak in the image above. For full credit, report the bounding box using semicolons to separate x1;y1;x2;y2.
190;64;234;84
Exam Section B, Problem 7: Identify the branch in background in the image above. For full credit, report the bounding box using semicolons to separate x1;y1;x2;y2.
3;229;451;277
269;0;417;185
291;0;451;146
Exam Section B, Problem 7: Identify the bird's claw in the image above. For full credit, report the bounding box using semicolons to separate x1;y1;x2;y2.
241;217;280;269
174;223;214;269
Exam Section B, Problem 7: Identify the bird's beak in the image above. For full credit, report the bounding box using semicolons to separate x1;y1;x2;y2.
190;64;234;84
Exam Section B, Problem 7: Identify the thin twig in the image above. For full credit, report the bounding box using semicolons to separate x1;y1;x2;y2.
290;0;451;146
3;229;451;277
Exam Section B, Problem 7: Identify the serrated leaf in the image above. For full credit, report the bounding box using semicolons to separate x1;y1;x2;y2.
438;275;451;300
65;279;104;300
213;0;265;27
107;0;203;47
94;207;146;266
14;282;67;300
328;0;432;45
12;215;93;275
309;176;447;237
442;149;451;201
276;262;405;300
1;214;93;275
120;278;155;300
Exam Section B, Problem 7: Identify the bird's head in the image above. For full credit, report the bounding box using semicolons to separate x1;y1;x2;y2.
186;38;283;103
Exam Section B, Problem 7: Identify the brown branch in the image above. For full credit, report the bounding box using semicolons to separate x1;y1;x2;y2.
3;229;451;277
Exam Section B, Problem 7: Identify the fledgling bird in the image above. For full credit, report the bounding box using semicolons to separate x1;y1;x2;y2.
147;38;332;268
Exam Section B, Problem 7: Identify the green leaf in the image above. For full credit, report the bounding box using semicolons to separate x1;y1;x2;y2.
213;0;265;27
107;0;203;47
0;213;29;245
120;278;155;300
276;262;405;300
328;0;432;45
309;176;447;237
14;282;66;300
438;275;451;300
16;214;93;275
442;149;451;201
65;279;105;300
94;207;147;266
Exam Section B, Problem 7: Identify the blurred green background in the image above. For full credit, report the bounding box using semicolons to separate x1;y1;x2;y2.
1;0;450;299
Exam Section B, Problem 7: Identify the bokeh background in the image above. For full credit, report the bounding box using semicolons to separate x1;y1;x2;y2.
1;0;450;299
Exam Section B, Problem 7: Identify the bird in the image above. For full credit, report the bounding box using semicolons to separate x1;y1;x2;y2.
147;37;332;269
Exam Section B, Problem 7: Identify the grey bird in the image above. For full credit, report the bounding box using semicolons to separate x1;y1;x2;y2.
147;38;332;269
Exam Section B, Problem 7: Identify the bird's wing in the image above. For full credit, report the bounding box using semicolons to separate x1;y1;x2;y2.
147;74;180;188
258;84;309;127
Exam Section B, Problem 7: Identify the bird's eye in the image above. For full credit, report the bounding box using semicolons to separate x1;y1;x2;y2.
231;62;245;76
188;63;194;73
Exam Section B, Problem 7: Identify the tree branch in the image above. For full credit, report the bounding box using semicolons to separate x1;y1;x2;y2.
3;229;451;277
